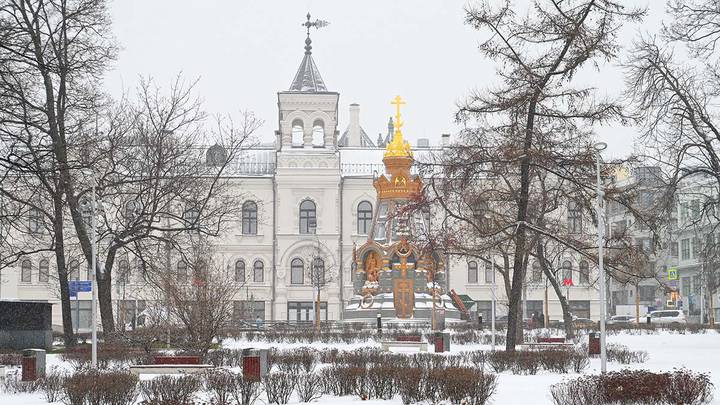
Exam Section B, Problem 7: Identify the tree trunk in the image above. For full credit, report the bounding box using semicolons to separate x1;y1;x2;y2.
52;193;75;346
635;284;640;323
536;244;574;339
99;250;117;333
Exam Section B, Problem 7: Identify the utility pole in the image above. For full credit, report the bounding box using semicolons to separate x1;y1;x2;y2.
594;142;608;373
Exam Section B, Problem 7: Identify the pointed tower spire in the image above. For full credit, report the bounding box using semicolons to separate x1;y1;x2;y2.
289;13;330;92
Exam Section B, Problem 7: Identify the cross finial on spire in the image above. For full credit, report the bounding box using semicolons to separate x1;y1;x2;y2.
302;12;330;55
391;95;406;133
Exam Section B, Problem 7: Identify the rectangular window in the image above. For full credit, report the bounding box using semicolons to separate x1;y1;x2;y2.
287;301;327;322
475;301;492;323
638;286;656;301
693;275;702;295
468;263;478;284
116;300;146;329
692;236;700;259
612;290;629;305
525;300;543;319
484;263;494;284
233;301;265;322
681;239;690;260
568;300;590;319
690;200;701;219
671;242;679;258
681;277;691;297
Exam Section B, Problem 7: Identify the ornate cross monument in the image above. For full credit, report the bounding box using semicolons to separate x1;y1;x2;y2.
343;97;461;324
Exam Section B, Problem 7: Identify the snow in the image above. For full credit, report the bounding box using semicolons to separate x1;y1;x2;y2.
2;330;719;404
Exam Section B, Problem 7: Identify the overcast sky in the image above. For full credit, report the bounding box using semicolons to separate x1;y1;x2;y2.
105;0;665;159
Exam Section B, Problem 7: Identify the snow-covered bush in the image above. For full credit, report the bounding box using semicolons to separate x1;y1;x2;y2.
262;372;296;405
550;369;714;405
139;375;201;405
63;370;138;405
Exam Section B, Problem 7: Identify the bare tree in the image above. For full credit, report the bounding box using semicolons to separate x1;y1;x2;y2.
431;0;644;350
74;77;260;333
299;239;337;332
143;238;244;356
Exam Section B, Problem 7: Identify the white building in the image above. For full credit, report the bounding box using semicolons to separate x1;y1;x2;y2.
4;31;604;331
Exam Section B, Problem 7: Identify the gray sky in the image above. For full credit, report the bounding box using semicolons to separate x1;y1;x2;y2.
105;0;665;159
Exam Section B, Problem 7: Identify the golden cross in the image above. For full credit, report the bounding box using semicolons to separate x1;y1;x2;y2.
391;95;405;131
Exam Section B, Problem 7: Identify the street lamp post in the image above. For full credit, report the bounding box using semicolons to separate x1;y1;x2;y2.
90;179;98;369
594;142;608;373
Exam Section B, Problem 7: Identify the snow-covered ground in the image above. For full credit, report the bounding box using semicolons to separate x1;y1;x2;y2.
2;330;718;404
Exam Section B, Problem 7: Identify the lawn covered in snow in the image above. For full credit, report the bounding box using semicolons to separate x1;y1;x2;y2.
1;329;718;404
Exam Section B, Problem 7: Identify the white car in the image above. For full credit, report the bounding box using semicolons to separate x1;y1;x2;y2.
648;310;687;325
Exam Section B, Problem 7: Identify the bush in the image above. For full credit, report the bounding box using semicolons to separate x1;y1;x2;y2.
262;372;296;405
40;371;66;403
606;344;649;364
1;373;42;394
366;365;398;399
397;367;424;405
205;370;235;405
539;349;573;373
63;370;139;405
440;367;498;405
229;374;263;405
570;351;590;373
295;372;323;403
665;368;714;405
487;351;515;373
139;375;201;405
550;369;714;405
0;353;22;366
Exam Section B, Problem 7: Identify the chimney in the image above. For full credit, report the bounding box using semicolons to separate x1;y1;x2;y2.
348;103;361;146
441;133;450;147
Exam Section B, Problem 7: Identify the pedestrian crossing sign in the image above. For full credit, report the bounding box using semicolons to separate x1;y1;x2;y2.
667;268;678;281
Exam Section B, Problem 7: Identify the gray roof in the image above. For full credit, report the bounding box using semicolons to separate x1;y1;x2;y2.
289;51;327;92
338;126;376;148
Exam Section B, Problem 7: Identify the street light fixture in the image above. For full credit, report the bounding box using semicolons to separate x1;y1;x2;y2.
593;141;607;373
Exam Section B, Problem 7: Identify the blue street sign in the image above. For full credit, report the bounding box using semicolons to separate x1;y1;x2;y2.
69;281;92;297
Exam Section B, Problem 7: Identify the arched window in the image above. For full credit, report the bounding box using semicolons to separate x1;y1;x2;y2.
21;259;31;283
253;260;264;283
568;201;582;233
484;261;494;284
291;119;304;147
235;260;246;282
118;259;130;283
299;200;316;234
39;259;49;283
562;260;573;285
125;200;141;220
68;260;79;280
291;258;304;285
312;258;325;286
312;119;325;147
177;261;188;283
357;201;373;235
205;144;227;166
242;201;258;235
468;261;478;284
579;260;590;284
531;262;542;284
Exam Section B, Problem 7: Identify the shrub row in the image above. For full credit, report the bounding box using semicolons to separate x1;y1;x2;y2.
485;349;589;374
550;369;714;405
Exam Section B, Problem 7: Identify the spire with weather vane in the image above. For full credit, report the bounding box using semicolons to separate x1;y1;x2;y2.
289;13;330;92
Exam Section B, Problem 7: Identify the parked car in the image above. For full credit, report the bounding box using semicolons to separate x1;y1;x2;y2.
648;310;687;325
572;318;596;328
607;315;636;325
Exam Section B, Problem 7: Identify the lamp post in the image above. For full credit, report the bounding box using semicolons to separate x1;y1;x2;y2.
594;141;608;373
90;178;98;369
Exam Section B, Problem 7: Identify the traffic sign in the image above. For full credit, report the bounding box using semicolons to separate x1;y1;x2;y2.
668;268;678;281
69;280;92;297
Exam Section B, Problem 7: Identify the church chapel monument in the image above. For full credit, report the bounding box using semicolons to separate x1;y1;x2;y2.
343;97;461;325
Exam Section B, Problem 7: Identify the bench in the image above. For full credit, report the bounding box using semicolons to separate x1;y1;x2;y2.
381;341;428;352
537;337;566;343
129;364;213;375
519;342;575;351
